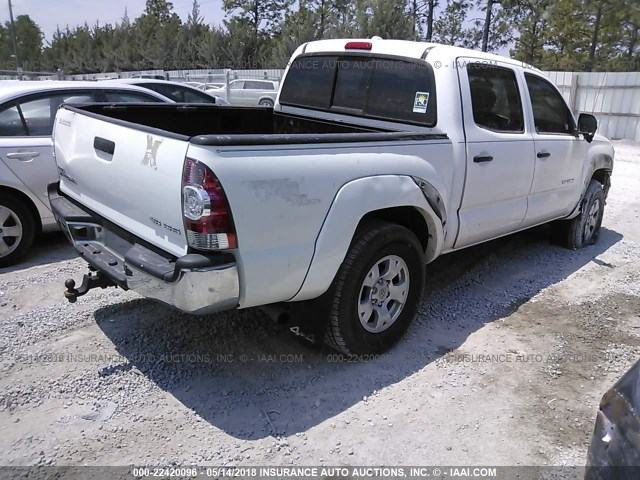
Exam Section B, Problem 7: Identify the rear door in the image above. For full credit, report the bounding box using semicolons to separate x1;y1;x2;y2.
455;60;536;248
54;107;190;257
228;80;246;105
521;73;585;226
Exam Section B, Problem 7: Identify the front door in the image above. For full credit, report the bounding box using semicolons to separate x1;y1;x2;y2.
521;73;585;226
455;60;536;248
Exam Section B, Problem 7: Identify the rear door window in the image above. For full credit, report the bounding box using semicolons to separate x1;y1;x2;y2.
18;92;96;136
245;81;274;90
0;105;27;136
467;64;524;132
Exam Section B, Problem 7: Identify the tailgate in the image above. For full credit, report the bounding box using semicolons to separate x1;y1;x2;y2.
53;106;189;257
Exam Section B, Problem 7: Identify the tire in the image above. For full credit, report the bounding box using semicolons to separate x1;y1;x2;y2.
259;99;274;108
0;193;36;268
324;221;426;355
554;179;605;249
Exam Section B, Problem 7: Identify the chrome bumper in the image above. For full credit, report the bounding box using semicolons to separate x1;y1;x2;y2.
49;184;239;314
127;262;239;314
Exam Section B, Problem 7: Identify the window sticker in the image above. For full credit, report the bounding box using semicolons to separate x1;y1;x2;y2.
413;92;430;113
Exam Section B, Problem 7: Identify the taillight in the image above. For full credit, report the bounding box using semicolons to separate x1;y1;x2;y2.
182;158;237;250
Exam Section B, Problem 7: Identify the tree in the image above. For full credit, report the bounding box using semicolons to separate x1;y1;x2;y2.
135;0;182;69
222;0;294;38
538;0;590;70
509;0;551;66
177;0;209;68
467;0;517;52
433;0;472;46
1;15;43;70
270;5;318;66
409;0;438;40
362;0;413;39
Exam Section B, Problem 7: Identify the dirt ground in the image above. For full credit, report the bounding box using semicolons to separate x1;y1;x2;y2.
0;140;639;470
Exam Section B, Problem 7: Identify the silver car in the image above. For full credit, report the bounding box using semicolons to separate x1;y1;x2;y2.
102;79;227;104
0;81;172;267
206;79;278;107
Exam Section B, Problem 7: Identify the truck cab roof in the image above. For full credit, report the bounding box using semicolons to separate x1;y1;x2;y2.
297;38;542;73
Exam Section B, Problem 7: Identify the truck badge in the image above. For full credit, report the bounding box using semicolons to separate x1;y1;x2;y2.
142;135;163;169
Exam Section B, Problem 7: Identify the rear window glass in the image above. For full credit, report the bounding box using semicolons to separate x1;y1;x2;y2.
332;58;372;110
368;60;436;125
280;56;335;109
280;54;437;126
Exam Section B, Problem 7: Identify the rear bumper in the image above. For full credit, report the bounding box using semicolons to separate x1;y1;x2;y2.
48;183;239;314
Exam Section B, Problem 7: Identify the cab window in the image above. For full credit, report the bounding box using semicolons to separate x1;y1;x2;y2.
467;64;524;133
280;54;437;126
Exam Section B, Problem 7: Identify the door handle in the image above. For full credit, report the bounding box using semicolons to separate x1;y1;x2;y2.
94;137;115;155
473;155;494;163
537;151;551;158
6;151;40;160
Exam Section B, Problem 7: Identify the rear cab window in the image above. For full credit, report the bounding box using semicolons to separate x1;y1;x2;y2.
280;54;437;127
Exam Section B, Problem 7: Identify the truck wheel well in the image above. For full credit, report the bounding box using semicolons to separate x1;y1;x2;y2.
591;169;611;196
357;207;429;252
0;186;41;235
592;169;609;186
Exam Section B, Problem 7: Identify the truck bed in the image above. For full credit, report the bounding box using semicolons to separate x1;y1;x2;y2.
64;104;441;146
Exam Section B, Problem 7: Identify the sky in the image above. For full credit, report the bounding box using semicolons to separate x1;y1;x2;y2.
0;0;226;42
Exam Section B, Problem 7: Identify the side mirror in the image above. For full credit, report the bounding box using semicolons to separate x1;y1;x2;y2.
578;113;597;143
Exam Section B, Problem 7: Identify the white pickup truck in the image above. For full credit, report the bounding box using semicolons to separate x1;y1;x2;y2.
50;39;614;355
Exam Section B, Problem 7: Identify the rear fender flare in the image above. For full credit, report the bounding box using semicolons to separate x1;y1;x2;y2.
290;175;444;302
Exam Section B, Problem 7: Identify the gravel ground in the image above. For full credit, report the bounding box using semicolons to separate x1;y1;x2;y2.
0;140;639;469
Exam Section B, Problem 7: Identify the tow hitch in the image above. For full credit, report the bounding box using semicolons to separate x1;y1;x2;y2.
64;271;118;303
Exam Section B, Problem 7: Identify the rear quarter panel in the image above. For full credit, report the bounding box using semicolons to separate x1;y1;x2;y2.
186;138;453;308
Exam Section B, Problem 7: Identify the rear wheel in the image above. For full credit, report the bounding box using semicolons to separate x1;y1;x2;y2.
259;99;274;108
0;193;36;267
554;179;605;249
324;221;425;355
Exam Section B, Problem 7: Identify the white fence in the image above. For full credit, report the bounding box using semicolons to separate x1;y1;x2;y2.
546;71;640;142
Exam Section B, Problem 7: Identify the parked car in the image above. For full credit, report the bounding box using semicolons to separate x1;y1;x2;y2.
184;82;225;90
206;79;278;107
0;81;173;267
102;79;227;105
183;82;206;90
129;74;166;80
585;359;640;479
51;39;613;354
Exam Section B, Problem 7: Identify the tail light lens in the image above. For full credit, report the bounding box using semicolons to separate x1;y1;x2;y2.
182;158;237;250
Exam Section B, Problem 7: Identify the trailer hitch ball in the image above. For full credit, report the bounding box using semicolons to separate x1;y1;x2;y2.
64;278;79;303
63;273;117;303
